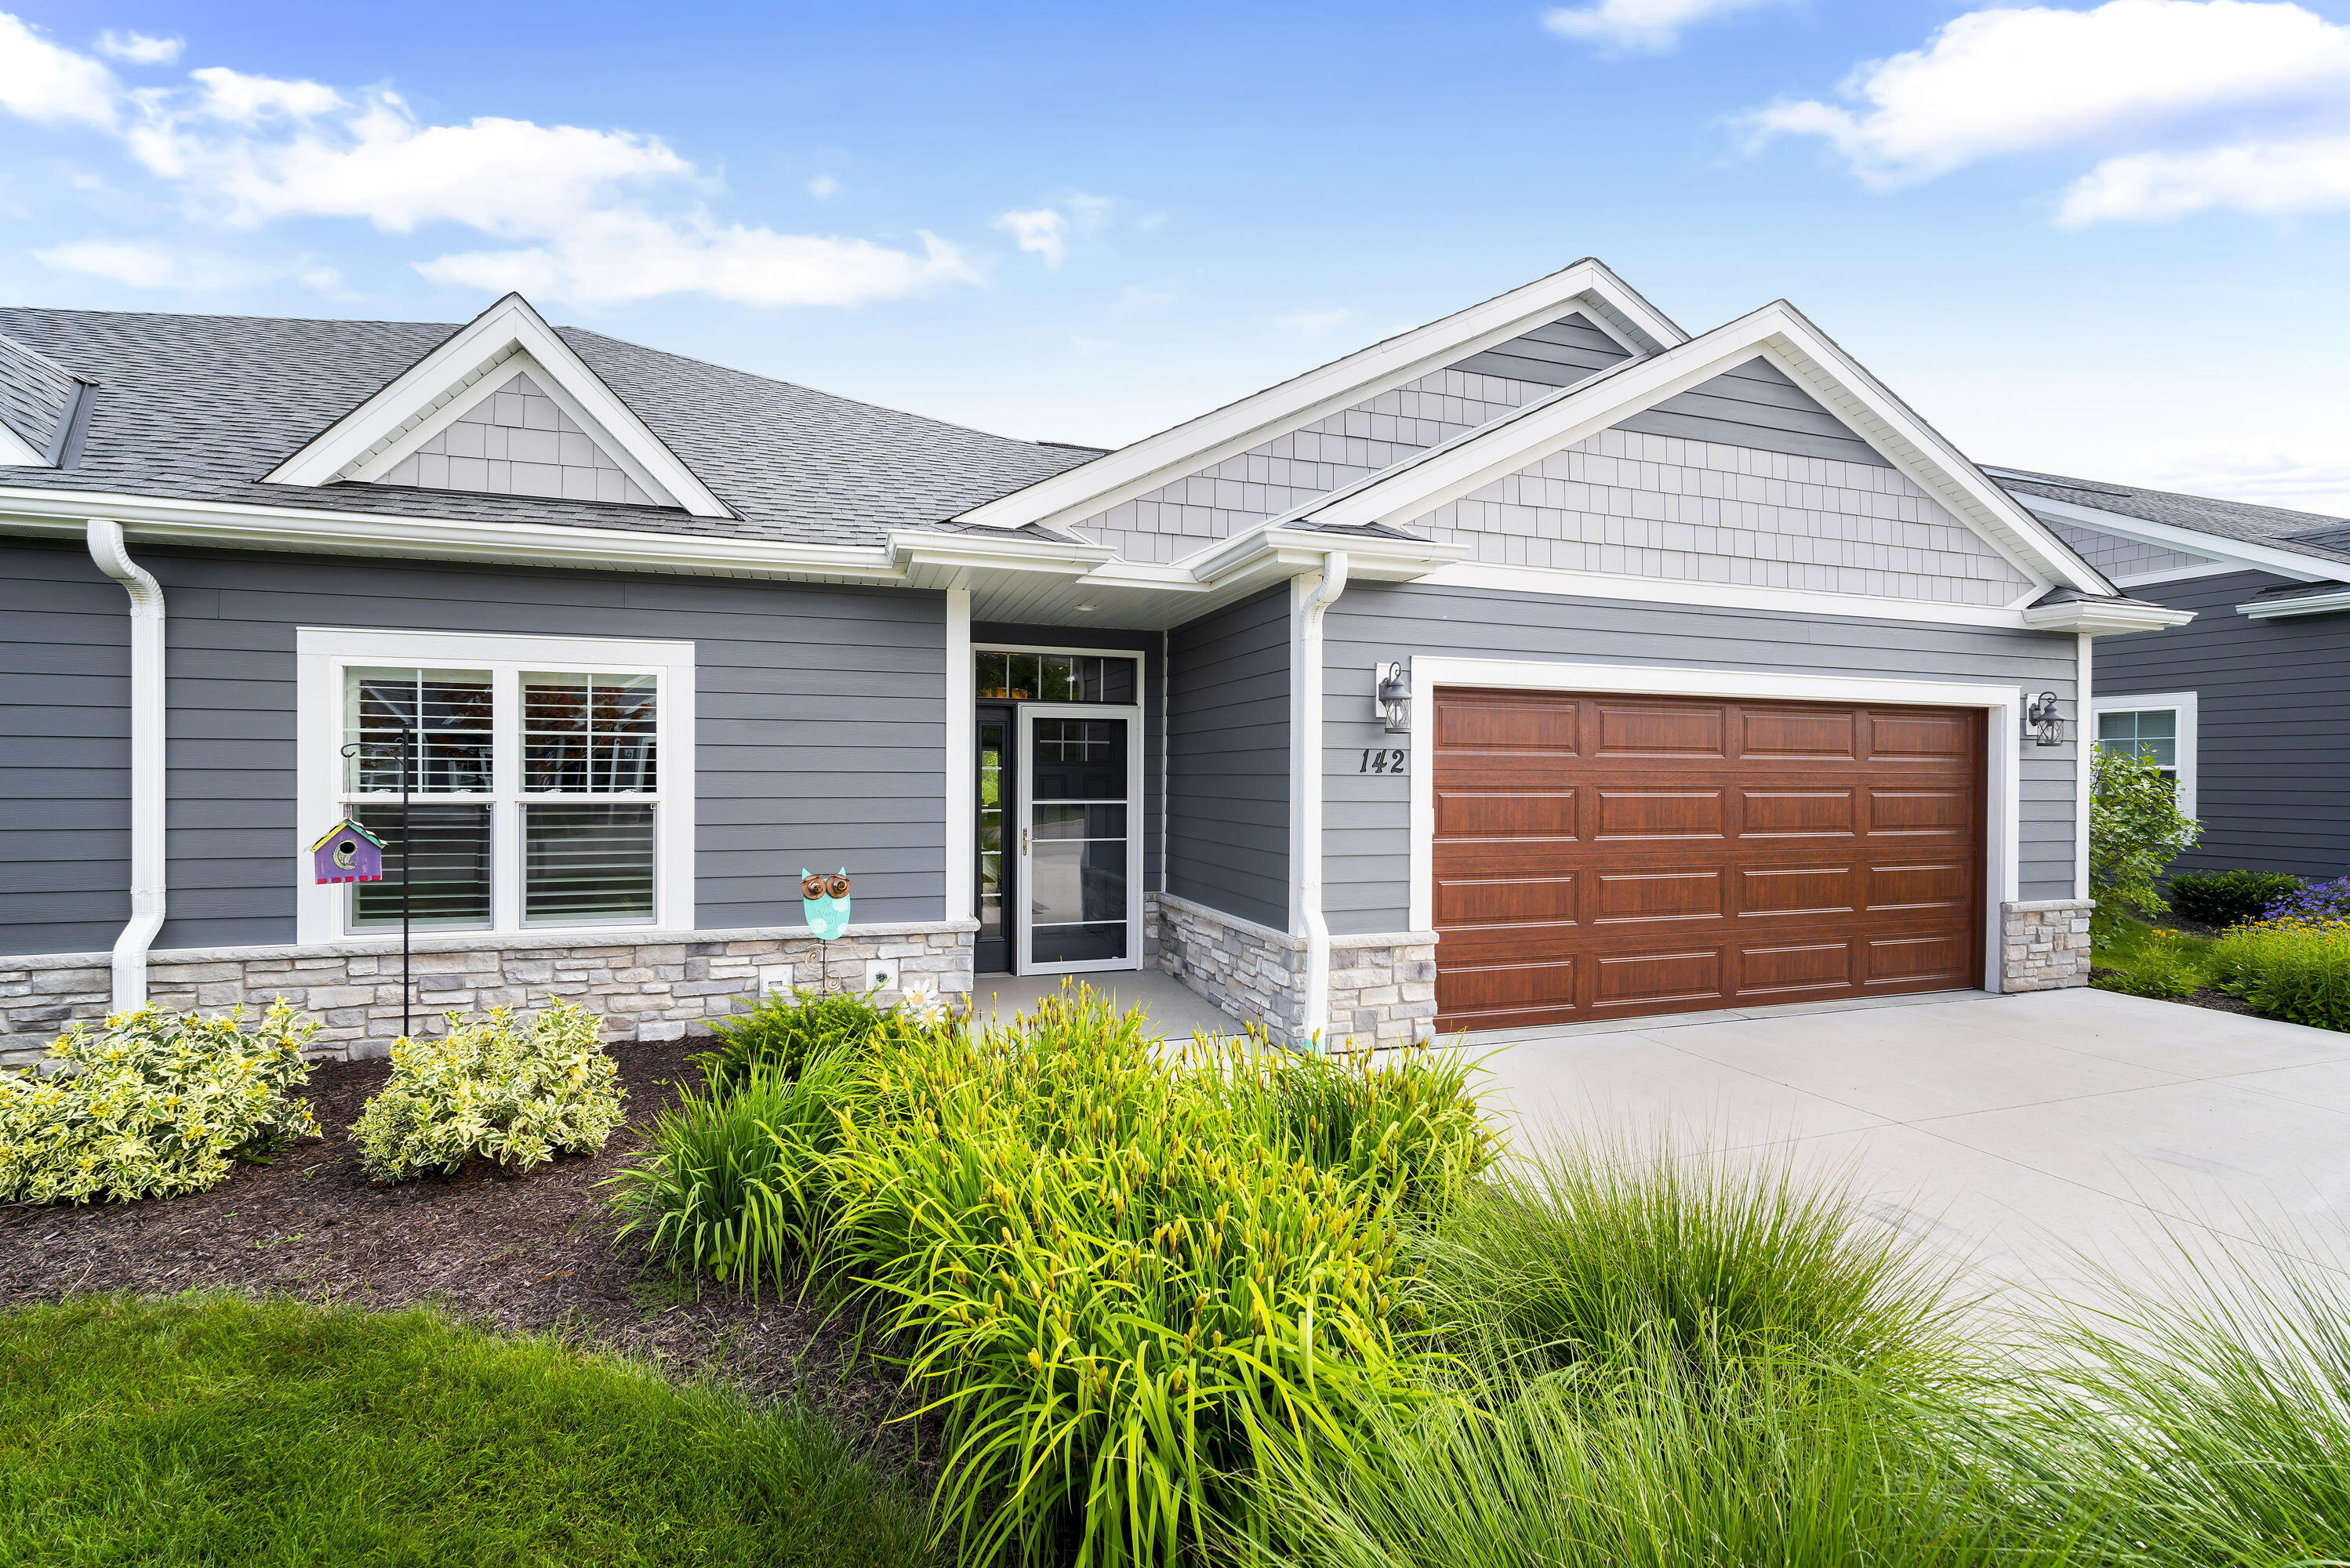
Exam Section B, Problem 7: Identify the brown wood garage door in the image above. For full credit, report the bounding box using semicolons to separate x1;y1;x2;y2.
1432;688;1985;1032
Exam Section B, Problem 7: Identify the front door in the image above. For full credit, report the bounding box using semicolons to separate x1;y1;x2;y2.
1015;705;1141;973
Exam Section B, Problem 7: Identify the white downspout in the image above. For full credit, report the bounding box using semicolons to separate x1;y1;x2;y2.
86;520;165;1011
1293;551;1349;1047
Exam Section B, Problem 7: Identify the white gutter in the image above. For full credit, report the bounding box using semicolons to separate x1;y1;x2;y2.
2238;586;2350;620
85;519;165;1011
1291;550;1349;1048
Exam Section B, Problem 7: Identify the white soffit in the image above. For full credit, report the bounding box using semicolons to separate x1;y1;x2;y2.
260;293;729;518
949;257;1688;535
1282;299;2113;598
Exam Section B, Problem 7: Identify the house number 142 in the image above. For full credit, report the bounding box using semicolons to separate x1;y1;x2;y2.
1357;748;1408;775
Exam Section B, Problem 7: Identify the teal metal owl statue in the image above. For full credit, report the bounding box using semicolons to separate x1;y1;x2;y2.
801;869;852;940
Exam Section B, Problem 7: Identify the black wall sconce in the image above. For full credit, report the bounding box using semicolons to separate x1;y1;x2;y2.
1375;662;1411;734
2025;691;2064;747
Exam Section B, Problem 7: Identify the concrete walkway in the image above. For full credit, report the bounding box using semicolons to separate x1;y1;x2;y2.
1473;986;2350;1304
967;969;1241;1040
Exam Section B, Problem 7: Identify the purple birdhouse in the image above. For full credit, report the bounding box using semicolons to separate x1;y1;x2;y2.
311;818;386;884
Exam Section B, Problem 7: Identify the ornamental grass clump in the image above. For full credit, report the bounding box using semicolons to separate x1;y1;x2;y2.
352;1000;623;1182
693;987;922;1090
0;1002;318;1205
2208;914;2350;1032
629;985;1495;1567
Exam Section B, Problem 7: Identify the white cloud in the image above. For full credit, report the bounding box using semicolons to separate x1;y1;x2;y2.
186;65;343;123
995;206;1070;266
1275;307;1352;332
2141;448;2350;514
95;29;181;65
1745;1;2350;185
0;16;978;309
35;236;343;292
806;173;840;198
0;11;117;127
1544;0;1784;52
2060;134;2350;222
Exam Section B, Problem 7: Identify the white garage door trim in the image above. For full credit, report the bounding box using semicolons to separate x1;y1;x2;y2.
1402;657;2025;995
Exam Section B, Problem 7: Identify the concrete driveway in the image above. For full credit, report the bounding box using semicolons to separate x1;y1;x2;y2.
1473;987;2350;1305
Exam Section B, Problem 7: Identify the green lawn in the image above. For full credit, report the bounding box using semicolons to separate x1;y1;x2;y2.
2089;913;2218;998
0;1295;932;1568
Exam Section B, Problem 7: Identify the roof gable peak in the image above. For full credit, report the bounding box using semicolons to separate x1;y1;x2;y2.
260;293;729;517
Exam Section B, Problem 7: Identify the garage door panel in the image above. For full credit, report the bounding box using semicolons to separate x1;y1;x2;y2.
1433;784;1577;840
1739;707;1859;760
1740;789;1858;838
1434;688;1983;1030
1592;869;1725;924
1596;703;1726;757
1594;788;1725;840
1593;949;1724;1010
1434;871;1578;931
1738;865;1855;916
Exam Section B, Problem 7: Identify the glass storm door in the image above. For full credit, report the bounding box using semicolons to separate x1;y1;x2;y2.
1016;706;1140;974
974;706;1014;975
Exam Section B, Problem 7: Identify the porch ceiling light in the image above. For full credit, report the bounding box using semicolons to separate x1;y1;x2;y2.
1375;662;1411;735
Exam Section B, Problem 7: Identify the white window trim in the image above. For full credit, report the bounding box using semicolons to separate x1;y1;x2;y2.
2089;691;2199;818
296;626;696;944
1400;656;2025;993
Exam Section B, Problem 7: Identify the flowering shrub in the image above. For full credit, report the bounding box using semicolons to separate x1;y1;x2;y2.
2257;877;2350;924
352;1001;624;1182
0;1003;318;1205
2210;916;2350;1033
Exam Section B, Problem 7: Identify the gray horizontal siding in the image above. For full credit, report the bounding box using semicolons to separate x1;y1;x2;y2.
2096;569;2350;880
972;620;1164;894
0;538;950;956
1321;579;2083;935
1167;587;1290;929
0;540;133;956
1451;313;1633;389
1617;355;1891;469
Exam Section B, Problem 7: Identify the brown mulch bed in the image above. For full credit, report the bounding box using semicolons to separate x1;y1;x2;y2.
2087;968;2261;1017
0;1036;924;1463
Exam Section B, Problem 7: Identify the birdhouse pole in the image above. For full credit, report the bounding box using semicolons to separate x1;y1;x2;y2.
335;713;416;1042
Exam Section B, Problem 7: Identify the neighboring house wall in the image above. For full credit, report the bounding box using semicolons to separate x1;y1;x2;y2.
1320;579;2086;935
1415;425;2036;604
1164;587;1291;929
1072;314;1635;564
1;539;132;956
0;539;950;956
2095;568;2350;880
2039;517;2217;583
972;619;1164;895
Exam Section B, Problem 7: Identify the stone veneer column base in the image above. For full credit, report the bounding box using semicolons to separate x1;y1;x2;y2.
1999;898;2094;992
0;921;977;1069
1149;891;1439;1050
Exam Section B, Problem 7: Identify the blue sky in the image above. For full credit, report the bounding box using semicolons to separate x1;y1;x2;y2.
3;0;2347;510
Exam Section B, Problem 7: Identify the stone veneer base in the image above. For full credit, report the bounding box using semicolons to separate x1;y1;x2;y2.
1998;898;2094;993
1149;891;1437;1049
0;921;977;1069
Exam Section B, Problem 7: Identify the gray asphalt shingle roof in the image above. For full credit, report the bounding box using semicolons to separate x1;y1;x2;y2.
0;329;83;462
1985;464;2350;573
0;306;1099;548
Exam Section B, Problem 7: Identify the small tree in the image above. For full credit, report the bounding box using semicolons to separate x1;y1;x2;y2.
2089;743;2199;926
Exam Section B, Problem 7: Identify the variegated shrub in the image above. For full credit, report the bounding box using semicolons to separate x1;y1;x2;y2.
352;1000;624;1182
0;1002;319;1205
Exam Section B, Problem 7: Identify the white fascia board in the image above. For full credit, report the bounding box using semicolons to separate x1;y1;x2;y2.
2111;561;2242;589
2015;494;2336;583
2238;586;2350;619
1287;302;2108;598
260;293;731;518
0;485;903;582
1424;560;2043;628
888;528;1114;586
949;259;1687;535
0;419;46;467
2018;599;2195;636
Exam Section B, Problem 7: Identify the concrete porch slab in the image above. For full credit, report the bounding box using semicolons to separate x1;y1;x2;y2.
967;969;1241;1040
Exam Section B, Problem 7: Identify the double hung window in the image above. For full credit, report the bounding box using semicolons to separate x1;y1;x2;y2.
298;630;694;941
2090;692;2199;815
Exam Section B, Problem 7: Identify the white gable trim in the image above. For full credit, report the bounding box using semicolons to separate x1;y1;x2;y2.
1276;300;2110;598
2012;494;2334;584
262;294;728;518
0;419;44;467
949;258;1686;535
